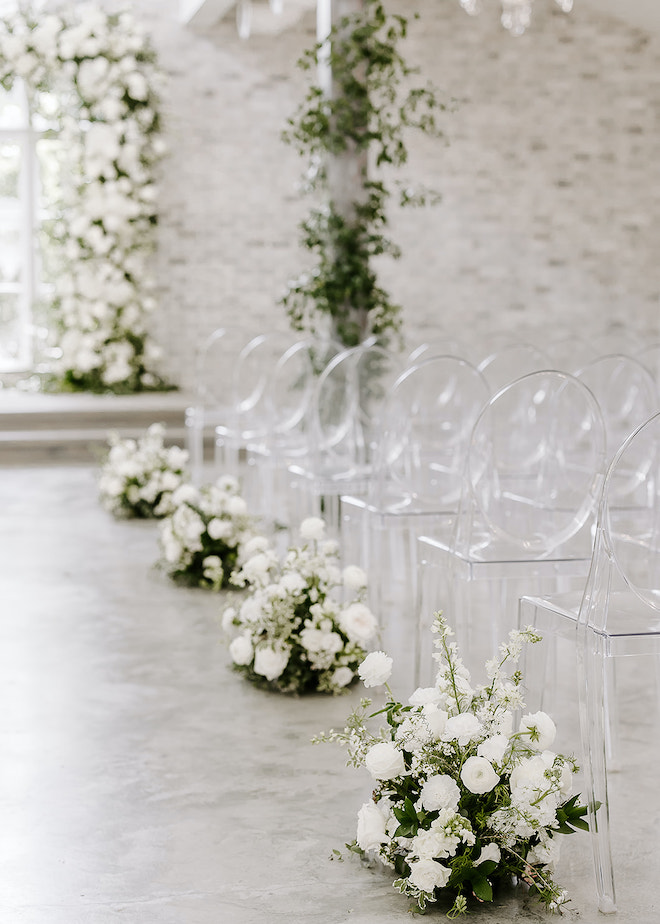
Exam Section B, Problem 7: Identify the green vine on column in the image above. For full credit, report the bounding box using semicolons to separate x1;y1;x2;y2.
281;0;447;350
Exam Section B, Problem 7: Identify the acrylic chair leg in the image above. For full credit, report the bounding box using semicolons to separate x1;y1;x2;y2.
579;635;617;913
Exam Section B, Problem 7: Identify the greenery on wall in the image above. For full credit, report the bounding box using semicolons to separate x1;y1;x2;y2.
281;0;446;350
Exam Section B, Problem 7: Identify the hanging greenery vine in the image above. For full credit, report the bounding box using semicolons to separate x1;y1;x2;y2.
0;2;169;393
281;0;446;350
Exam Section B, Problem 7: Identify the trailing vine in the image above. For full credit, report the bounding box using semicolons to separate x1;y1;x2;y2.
281;0;446;350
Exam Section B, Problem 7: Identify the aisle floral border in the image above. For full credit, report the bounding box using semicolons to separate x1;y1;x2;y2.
0;2;169;393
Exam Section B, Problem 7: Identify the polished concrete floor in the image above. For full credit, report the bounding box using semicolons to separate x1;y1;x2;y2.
2;465;660;923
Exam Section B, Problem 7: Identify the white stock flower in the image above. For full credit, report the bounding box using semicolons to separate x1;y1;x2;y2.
299;517;326;541
356;801;389;852
408;858;451;893
519;711;556;751
460;756;500;795
474;843;501;866
419;774;460;812
364;742;406;781
358;651;393;688
253;645;289;681
419;703;448;739
229;634;253;666
339;602;377;644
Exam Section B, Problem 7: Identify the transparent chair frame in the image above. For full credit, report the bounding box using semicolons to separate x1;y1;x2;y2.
519;411;660;914
415;370;607;686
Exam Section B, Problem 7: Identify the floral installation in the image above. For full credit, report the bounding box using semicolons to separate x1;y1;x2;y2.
159;476;256;590
317;613;589;917
222;516;379;694
0;3;168;393
98;423;189;519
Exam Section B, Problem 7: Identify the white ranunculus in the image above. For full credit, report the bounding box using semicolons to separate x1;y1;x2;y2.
339;602;377;644
477;734;509;765
519;711;556;751
408;858;451;893
364;741;406;781
229;634;253;666
253;645;289;681
356;801;389;852
475;843;501;866
358;651;393;688
332;666;354;688
419;774;460;812
443;713;482;747
342;564;368;592
460;756;500;795
299;517;326;541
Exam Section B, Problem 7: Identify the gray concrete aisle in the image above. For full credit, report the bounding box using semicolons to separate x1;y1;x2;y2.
0;466;658;923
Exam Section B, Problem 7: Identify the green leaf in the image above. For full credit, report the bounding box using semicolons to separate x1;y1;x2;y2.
472;877;493;903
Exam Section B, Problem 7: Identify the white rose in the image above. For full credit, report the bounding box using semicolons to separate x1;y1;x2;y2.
420;703;448;739
519;711;556;751
229;634;253;666
342;564;368;592
509;755;548;794
226;496;248;517
408;687;442;707
332;666;355;688
408;858;451;893
460;756;500;795
364;742;405;781
207;517;232;541
339;602;377;644
299;517;326;541
253;645;289;681
443;713;482;746
474;843;501;866
477;734;509;765
358;651;393;688
419;774;460;812
356;801;389;852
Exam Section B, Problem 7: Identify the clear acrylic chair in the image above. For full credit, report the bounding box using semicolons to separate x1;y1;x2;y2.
340;356;490;676
213;330;298;501
416;370;606;686
519;411;660;914
476;341;551;392
575;353;659;466
638;342;660;392
407;334;471;365
288;342;403;536
184;326;250;484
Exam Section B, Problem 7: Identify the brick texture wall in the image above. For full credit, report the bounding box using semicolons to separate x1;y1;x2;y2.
123;0;660;389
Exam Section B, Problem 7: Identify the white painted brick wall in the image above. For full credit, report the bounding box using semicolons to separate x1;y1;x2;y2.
119;0;660;388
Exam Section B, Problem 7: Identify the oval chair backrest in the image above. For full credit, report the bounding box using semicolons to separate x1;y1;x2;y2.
477;341;551;393
233;331;298;435
195;325;251;407
312;343;401;473
466;370;606;556
602;410;660;614
265;339;316;437
375;355;490;507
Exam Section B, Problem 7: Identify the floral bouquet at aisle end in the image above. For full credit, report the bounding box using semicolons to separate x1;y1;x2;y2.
223;517;379;694
159;475;255;590
99;423;189;519
317;614;590;917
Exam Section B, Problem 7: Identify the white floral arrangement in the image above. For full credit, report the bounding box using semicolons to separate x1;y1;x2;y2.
99;423;189;519
0;3;168;393
159;476;255;590
318;613;589;917
223;517;379;694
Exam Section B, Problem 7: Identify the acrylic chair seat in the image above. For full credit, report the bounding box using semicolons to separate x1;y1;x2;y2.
415;369;606;685
519;411;660;914
340;355;490;681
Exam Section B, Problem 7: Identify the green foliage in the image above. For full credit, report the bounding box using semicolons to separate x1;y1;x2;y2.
281;0;446;349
